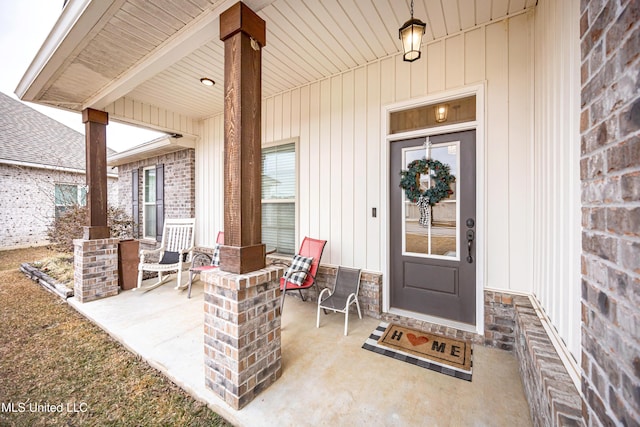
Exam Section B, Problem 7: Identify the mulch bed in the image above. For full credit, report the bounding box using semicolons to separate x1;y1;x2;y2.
0;247;230;426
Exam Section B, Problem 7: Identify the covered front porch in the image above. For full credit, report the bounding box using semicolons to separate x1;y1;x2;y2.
68;277;531;426
19;0;627;422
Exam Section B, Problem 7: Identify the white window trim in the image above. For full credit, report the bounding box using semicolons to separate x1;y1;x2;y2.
381;83;486;336
54;183;87;217
142;166;155;240
262;137;299;254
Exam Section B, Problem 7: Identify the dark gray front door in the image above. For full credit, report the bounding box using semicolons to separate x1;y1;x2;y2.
390;131;476;324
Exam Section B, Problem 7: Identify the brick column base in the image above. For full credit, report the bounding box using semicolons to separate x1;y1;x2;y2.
73;238;119;303
203;265;284;410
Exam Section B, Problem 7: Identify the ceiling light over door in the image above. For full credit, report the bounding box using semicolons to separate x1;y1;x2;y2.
399;0;427;62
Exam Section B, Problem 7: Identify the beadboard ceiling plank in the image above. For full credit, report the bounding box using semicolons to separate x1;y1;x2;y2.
509;0;527;13
272;0;354;70
441;0;462;34
120;2;179;36
372;0;403;51
151;0;205;23
113;7;171;45
102;22;157;54
491;0;510;19
476;0;493;23
338;0;389;58
309;0;376;63
458;0;476;29
24;0;536;123
423;0;447;39
261;3;341;76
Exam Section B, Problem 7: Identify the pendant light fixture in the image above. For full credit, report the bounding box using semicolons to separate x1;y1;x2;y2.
399;0;427;62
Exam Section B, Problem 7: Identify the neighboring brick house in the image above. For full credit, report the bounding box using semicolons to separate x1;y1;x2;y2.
0;91;118;250
107;135;195;248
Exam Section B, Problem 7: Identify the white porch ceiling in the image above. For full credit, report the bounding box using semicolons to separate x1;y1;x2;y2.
19;0;537;123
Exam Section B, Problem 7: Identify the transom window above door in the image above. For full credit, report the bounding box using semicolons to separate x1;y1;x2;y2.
390;95;476;134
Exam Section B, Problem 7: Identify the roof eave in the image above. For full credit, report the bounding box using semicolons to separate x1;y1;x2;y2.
1;158;118;178
14;0;112;105
107;136;196;167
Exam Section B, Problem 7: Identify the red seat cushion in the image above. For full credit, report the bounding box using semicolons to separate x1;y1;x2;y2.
280;276;313;291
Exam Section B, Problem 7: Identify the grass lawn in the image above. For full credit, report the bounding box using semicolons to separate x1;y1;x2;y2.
0;247;230;426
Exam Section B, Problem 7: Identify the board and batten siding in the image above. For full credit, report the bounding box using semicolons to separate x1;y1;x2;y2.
104;96;197;137
532;0;582;362
197;10;535;290
195;3;581;363
196;114;225;247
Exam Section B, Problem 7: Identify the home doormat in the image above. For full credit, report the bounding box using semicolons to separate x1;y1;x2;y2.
362;322;473;381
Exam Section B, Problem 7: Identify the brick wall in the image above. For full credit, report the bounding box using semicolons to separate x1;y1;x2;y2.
484;290;522;351
315;265;382;318
0;164;118;250
514;296;584;426
73;238;119;303
580;0;640;425
116;149;195;240
203;266;284;409
483;291;585;424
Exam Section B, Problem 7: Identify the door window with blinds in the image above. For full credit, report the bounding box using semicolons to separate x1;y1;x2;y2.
262;142;296;254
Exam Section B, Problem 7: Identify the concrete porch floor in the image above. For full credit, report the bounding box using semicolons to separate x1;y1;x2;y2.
68;277;533;426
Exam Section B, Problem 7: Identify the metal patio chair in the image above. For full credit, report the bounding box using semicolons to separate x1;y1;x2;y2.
316;266;362;336
136;218;195;291
275;237;327;313
187;231;224;298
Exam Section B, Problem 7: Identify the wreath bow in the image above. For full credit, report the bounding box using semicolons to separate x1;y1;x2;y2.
399;158;455;206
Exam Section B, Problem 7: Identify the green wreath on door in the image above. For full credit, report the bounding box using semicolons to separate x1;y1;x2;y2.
399;158;455;205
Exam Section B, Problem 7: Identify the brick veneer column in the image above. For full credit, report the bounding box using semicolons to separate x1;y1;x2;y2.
203;265;284;409
73;238;119;303
580;1;640;425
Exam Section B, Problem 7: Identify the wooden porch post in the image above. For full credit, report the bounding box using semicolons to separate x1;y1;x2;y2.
219;2;266;274
81;108;110;240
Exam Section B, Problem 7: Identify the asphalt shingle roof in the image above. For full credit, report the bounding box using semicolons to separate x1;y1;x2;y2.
0;91;115;171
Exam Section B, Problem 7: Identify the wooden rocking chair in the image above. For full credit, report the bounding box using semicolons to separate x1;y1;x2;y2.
136;218;195;291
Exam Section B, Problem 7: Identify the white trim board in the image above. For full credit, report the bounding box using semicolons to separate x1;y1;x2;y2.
380;83;486;336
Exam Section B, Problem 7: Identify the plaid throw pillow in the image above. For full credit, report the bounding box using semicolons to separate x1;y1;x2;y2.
285;255;314;286
211;244;221;267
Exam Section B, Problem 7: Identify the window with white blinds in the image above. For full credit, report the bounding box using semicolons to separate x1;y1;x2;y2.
262;142;296;254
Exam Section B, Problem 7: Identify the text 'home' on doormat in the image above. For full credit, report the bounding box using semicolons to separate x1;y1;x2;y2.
362;322;473;381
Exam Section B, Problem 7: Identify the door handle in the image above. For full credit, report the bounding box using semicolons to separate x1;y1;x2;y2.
466;229;474;263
